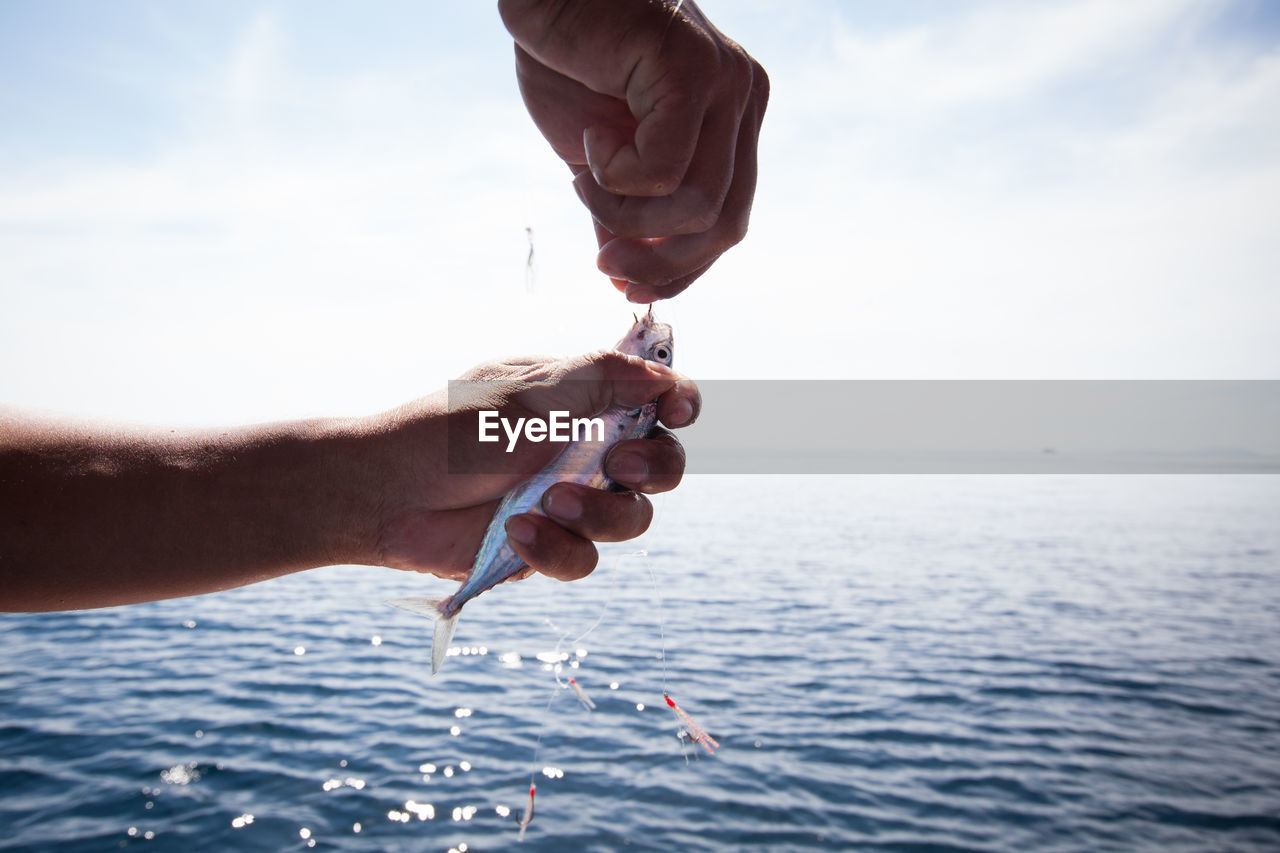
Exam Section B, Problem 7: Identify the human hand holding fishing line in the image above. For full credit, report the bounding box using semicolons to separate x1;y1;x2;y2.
500;0;769;302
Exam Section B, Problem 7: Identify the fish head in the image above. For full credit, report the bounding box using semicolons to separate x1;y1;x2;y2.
616;305;674;367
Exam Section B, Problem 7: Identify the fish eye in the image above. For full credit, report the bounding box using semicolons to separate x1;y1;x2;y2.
654;345;671;362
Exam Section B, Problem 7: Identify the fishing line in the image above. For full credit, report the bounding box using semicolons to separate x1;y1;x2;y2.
565;552;627;648
635;545;720;758
524;674;561;791
640;555;670;694
639;554;699;759
521;548;630;791
546;548;630;685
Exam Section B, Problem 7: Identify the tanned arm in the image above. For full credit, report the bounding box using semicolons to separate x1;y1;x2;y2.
0;408;384;610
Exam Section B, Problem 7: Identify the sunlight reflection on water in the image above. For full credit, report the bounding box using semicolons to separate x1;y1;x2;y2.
2;477;1279;851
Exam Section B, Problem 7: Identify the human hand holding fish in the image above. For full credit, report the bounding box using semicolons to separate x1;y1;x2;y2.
373;347;699;587
0;320;696;612
386;311;686;672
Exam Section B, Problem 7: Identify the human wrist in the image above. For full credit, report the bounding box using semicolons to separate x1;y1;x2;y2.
347;391;453;569
283;415;393;570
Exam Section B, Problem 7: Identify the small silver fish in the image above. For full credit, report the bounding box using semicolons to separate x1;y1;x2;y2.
389;309;675;673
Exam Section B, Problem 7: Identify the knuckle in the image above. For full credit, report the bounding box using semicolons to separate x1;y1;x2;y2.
712;44;755;108
725;45;753;87
602;349;650;375
598;489;652;538
655;276;699;299
751;59;770;105
653;248;689;285
573;348;627;380
593;208;647;240
656;442;687;479
541;545;571;577
563;544;598;579
586;347;624;365
585;203;624;235
646;268;678;288
723;212;750;247
581;176;623;206
582;197;633;236
636;160;684;197
678;195;720;234
542;533;588;578
681;28;721;75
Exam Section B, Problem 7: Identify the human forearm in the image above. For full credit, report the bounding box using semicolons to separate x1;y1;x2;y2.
0;350;698;611
0;408;386;611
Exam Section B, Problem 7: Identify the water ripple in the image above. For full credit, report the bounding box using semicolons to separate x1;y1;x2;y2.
2;476;1279;850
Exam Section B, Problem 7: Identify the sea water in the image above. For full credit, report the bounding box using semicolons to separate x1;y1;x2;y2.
2;476;1278;851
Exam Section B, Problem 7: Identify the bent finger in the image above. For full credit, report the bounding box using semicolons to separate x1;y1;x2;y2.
542;483;654;543
593;220;632;294
657;382;701;429
505;513;599;582
576;39;752;238
598;230;733;293
574;99;741;240
516;349;677;418
585;87;705;197
597;74;766;289
624;258;714;303
604;428;687;494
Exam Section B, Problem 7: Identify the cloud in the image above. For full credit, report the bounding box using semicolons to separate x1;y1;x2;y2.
1;0;1277;425
0;8;627;423
1090;48;1280;175
823;0;1207;113
226;12;281;110
771;0;1280;191
671;0;1280;380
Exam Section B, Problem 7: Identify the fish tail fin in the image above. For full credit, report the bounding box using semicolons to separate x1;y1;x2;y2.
431;612;459;675
386;596;459;675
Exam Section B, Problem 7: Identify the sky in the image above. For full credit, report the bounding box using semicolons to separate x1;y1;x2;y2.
1;0;1278;425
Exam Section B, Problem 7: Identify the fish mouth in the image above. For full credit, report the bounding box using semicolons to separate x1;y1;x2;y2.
632;306;671;340
618;306;674;363
636;305;670;337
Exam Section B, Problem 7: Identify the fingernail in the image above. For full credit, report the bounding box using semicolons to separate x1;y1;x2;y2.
609;451;647;484
506;516;537;546
545;488;583;522
669;397;694;426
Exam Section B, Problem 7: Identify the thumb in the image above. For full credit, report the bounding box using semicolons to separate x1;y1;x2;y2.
523;349;678;417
